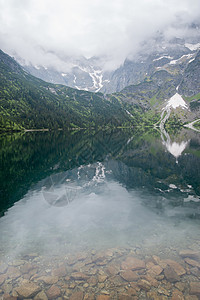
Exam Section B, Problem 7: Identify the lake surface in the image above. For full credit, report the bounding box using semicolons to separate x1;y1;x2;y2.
0;128;200;299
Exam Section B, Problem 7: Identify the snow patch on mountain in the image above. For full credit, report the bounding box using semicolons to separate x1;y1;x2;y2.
185;43;200;51
166;93;188;109
89;69;104;92
169;54;194;65
153;55;173;62
188;58;195;64
73;65;104;92
159;92;188;134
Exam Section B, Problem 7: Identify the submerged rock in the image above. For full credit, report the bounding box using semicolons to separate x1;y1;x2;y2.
34;291;48;300
96;295;110;300
185;258;200;268
0;274;6;285
190;282;200;296
70;272;89;280
179;250;200;259
106;264;120;276
121;257;145;271
164;266;180;282
137;279;151;291
15;281;41;298
51;265;66;277
46;285;61;299
147;264;163;277
120;270;139;282
37;275;59;285
164;259;186;276
83;293;95;300
69;291;84;300
118;294;133;300
6;267;21;280
2;294;18;300
171;289;184;300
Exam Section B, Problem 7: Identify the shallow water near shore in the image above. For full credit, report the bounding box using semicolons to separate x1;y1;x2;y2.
0;128;200;299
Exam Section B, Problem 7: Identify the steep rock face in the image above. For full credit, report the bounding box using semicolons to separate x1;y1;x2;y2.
112;70;180;112
179;51;200;97
115;48;200;117
0;50;23;74
101;43;190;94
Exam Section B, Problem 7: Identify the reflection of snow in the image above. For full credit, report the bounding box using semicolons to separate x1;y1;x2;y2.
165;141;189;159
169;184;177;189
125;110;134;118
160;118;189;163
184;119;200;132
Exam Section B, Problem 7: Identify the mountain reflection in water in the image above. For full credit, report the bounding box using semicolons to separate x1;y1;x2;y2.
0;128;200;299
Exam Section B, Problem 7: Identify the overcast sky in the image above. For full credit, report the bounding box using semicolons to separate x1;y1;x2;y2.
0;0;200;71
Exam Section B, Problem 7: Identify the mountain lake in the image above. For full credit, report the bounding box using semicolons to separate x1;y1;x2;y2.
0;128;200;299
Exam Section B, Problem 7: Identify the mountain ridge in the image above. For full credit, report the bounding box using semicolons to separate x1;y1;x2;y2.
19;38;200;94
0;49;199;132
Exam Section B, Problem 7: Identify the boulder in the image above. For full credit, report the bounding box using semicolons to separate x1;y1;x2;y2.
69;291;84;300
164;259;186;276
185;258;200;268
121;257;145;271
179;250;200;259
34;291;48;300
190;282;200;295
164;266;180;283
15;281;41;298
137;279;151;291
70;272;89;280
46;285;61;299
147;264;163;277
120;270;139;282
171;289;184;300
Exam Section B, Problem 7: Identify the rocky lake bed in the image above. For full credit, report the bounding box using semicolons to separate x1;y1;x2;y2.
1;243;200;300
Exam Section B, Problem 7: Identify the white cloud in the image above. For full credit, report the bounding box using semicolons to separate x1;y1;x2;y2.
0;0;199;71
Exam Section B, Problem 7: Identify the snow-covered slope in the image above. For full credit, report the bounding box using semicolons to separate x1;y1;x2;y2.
159;92;189;130
166;93;188;109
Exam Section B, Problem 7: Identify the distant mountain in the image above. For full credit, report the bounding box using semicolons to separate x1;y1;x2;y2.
0;50;138;132
20;56;109;93
103;40;200;94
112;49;200;127
20;38;200;94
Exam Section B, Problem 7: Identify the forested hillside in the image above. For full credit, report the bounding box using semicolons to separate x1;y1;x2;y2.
0;50;140;132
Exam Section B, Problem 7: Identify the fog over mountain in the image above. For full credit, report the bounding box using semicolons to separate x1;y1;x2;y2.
0;0;200;72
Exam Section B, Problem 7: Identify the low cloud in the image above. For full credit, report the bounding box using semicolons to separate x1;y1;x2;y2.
0;0;199;71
